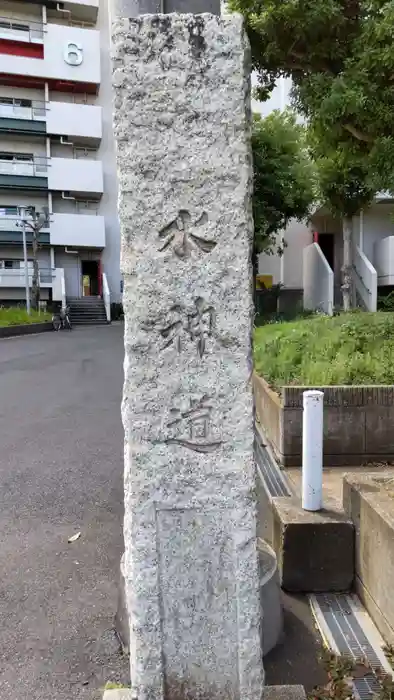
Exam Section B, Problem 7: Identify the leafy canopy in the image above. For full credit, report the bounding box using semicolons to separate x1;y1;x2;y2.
252;110;316;251
231;0;394;204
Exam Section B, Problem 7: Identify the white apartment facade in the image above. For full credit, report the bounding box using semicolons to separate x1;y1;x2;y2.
256;78;394;313
0;0;121;307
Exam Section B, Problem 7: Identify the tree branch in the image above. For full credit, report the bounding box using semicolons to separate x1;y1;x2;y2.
344;123;374;143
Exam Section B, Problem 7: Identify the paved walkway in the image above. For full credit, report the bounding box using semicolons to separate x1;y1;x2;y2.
0;325;129;700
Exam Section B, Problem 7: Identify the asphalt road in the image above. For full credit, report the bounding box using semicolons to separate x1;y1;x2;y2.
0;325;129;700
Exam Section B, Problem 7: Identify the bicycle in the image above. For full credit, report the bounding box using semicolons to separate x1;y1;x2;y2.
52;305;72;331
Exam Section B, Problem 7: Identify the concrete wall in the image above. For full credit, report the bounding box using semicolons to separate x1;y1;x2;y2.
303;242;333;314
343;474;394;645
254;374;394;466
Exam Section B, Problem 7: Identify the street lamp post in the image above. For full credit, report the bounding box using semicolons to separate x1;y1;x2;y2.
17;207;31;315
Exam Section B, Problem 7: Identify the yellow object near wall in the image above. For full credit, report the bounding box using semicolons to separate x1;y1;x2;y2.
256;274;273;290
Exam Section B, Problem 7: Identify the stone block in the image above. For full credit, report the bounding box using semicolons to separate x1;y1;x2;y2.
343;474;394;645
272;498;354;592
103;691;133;700
253;376;394;466
112;12;263;700
263;686;306;700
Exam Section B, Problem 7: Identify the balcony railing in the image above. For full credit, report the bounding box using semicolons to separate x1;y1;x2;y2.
0;157;49;177
0;267;54;287
0;17;44;43
0;216;50;231
0;100;46;121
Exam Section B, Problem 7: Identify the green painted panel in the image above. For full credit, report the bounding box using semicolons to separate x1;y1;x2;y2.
0;175;48;191
0;118;46;135
0;231;50;245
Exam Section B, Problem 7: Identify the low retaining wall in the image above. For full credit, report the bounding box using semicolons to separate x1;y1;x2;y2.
254;373;394;466
0;322;53;339
343;474;394;645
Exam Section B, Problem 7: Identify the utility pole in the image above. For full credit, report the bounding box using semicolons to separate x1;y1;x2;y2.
17;206;31;315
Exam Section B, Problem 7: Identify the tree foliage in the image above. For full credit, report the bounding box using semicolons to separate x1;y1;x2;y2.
252;110;316;252
20;207;49;311
231;0;394;191
230;0;394;307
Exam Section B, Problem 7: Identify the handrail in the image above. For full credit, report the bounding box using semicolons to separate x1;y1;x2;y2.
60;270;66;311
0;216;50;229
0;16;44;42
0;99;47;120
102;272;111;323
0;156;49;176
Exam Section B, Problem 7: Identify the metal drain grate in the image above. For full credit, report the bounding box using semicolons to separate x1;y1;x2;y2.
311;593;391;700
254;427;291;498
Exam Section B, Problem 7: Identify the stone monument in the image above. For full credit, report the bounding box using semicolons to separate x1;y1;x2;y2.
111;5;264;700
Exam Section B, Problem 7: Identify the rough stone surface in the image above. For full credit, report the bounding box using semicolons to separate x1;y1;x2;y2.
112;12;263;700
272;498;354;592
263;686;306;700
103;690;133;700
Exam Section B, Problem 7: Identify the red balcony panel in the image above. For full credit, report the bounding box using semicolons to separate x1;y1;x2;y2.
0;39;44;59
0;73;97;94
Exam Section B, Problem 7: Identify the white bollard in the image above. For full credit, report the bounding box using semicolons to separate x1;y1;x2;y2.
302;390;324;511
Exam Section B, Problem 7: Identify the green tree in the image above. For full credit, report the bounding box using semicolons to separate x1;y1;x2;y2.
252;110;316;255
19;207;49;311
231;0;394;308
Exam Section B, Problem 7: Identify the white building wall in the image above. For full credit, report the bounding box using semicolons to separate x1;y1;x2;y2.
258;219;312;288
48;157;103;194
0;24;101;85
97;0;121;301
47;102;102;140
283;220;313;288
50;213;105;247
252;76;292;117
354;204;394;263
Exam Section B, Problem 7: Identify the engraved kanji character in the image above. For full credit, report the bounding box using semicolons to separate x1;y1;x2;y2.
165;395;222;453
158;209;216;258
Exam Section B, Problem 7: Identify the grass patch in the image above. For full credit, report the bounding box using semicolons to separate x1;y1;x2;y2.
254;312;394;389
0;307;51;327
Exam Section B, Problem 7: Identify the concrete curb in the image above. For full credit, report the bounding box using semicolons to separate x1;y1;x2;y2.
102;690;133;699
0;322;53;339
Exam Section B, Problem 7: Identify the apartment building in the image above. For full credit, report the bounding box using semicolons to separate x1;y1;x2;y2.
0;0;121;313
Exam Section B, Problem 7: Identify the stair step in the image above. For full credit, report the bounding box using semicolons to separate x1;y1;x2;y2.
66;296;108;326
